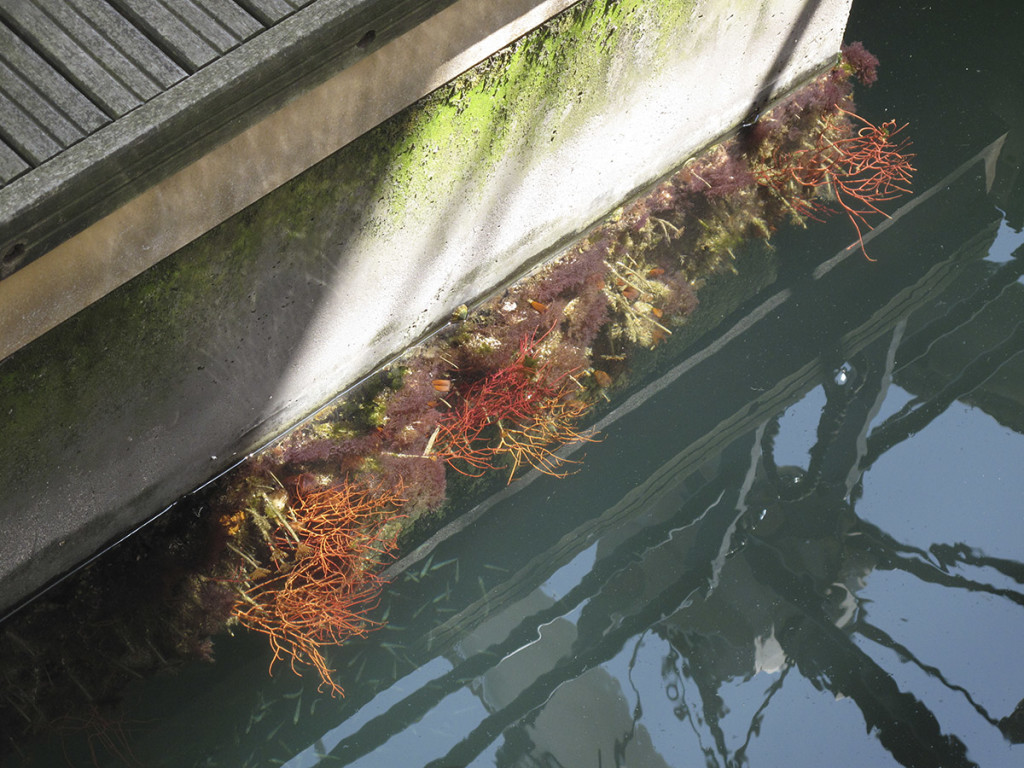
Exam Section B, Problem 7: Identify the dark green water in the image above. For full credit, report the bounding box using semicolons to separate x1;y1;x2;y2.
13;1;1024;766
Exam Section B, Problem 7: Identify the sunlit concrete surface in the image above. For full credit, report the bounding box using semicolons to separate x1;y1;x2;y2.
0;0;853;615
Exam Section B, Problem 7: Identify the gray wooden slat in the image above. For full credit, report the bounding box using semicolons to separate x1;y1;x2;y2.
0;59;83;147
0;1;141;117
194;0;263;41
0;89;62;164
0;21;108;134
31;0;168;102
0;137;31;185
153;0;240;54
235;0;295;26
65;0;186;89
106;0;219;71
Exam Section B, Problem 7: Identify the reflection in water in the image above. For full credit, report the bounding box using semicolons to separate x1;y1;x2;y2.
655;340;982;768
26;123;1024;768
282;163;1023;768
313;131;1024;768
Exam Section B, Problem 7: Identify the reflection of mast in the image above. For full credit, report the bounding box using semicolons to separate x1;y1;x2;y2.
743;537;975;768
761;573;974;768
846;516;1024;608
734;279;1024;760
659;326;980;768
672;278;1021;768
865;318;1024;467
857;620;1002;729
931;543;1024;585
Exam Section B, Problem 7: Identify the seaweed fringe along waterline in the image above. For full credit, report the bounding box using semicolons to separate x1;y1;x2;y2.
0;42;913;755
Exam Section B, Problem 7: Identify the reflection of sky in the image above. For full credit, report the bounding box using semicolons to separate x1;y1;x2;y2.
751;675;893;766
860;570;1024;713
771;385;828;469
987;211;1024;263
567;376;1024;768
282;657;485;768
540;542;598;600
854;609;1023;768
861;400;1024;561
594;628;897;767
773;380;1024;562
854;399;1024;766
339;685;484;768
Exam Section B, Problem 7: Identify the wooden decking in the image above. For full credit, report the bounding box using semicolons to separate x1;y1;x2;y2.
0;0;316;186
0;0;455;284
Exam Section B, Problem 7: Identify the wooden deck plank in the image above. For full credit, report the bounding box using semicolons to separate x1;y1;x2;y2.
31;0;168;103
0;138;30;185
0;1;142;117
0;21;109;135
235;0;296;26
151;0;241;54
106;0;220;71
65;0;187;89
194;0;264;42
0;59;84;147
0;90;62;164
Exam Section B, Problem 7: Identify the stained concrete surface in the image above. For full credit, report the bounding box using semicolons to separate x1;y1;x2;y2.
0;0;853;615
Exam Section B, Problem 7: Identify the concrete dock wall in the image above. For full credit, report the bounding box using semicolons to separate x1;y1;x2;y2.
0;0;852;614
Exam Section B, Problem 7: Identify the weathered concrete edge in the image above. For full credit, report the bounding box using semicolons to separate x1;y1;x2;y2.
0;0;577;360
0;0;854;615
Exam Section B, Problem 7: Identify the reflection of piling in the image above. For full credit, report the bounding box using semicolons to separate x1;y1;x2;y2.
761;590;975;768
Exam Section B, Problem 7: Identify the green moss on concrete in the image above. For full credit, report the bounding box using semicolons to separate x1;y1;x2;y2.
369;0;699;228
